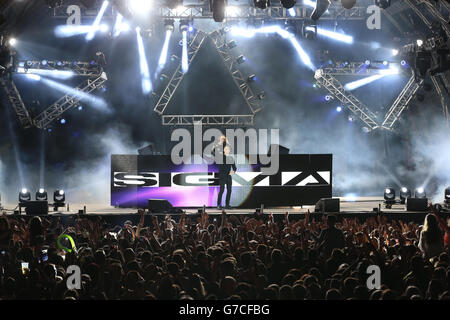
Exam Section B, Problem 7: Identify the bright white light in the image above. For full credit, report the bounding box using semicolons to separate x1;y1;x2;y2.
156;29;172;76
9;38;17;46
288;8;296;17
417;187;424;193
18;68;75;80
307;27;353;44
128;0;152;15
344;193;358;202
100;24;109;33
39;188;45;193
417;39;423;47
392;49;399;56
336;106;342;112
39;77;109;111
136;27;152;94
21;188;28;194
86;0;109;41
182;30;189;73
174;6;186;15
229;25;315;71
385;188;391;194
401;187;408;193
55;24;107;38
303;0;329;13
25;74;41;81
59;190;65;195
344;67;399;91
113;13;130;37
226;6;241;17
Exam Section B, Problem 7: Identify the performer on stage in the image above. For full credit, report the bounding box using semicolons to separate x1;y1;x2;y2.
214;136;236;209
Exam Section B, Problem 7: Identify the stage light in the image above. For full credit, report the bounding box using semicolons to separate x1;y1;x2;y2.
225;6;241;17
113;13;130;37
341;0;356;9
375;0;390;9
36;188;48;201
348;115;355;122
362;127;370;133
128;0;152;15
392;49;399;56
156;20;174;75
227;40;237;49
8;38;16;46
86;0;109;41
416;39;423;47
54;189;65;203
236;55;246;64
401;60;407;66
414;187;426;198
288;8;296;17
445;187;450;204
136;27;152;94
336;106;342;112
38;77;109;111
254;0;270;9
78;105;83;111
365;60;371;65
302;23;317;40
281;0;296;9
181;28;189;73
325;95;331;101
384;188;395;202
257;91;265;100
45;0;63;8
400;187;411;204
19;188;31;203
212;0;226;22
311;27;353;44
247;74;257;82
60;118;66;124
383;60;389;66
41;60;48;66
311;0;330;21
17;68;75;80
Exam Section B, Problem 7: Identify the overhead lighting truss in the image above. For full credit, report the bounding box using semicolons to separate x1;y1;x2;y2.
33;72;107;129
153;28;263;126
318;61;409;76
15;60;104;77
162;115;254;126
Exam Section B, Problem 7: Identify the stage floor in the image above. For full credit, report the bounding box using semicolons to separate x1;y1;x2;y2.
1;197;437;216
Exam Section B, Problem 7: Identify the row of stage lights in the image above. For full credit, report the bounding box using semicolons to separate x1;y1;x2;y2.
19;188;65;204
384;186;450;206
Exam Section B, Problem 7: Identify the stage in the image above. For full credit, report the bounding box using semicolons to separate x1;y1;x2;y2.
3;197;448;224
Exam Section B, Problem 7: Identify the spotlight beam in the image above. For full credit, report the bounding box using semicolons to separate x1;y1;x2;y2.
55;24;108;38
17;67;75;80
306;26;353;44
181;30;189;73
230;26;315;71
344;67;399;91
156;29;173;77
136;27;152;94
86;0;109;41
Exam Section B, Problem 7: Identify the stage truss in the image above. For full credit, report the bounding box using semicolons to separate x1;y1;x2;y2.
153;28;263;126
0;60;107;129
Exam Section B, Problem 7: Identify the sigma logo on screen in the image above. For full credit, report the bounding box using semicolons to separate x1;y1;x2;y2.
113;171;331;187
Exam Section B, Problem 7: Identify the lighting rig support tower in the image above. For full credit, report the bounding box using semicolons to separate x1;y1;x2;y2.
154;29;262;126
430;75;449;123
381;76;423;130
154;30;208;115
0;78;33;128
314;68;380;131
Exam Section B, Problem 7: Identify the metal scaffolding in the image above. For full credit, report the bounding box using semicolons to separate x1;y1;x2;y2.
209;30;262;114
0;78;33;128
15;60;104;77
381;76;423;131
162;115;254;126
153;31;208;115
154;29;263;126
33;72;108;129
314;69;380;131
430;75;449;123
318;61;410;77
